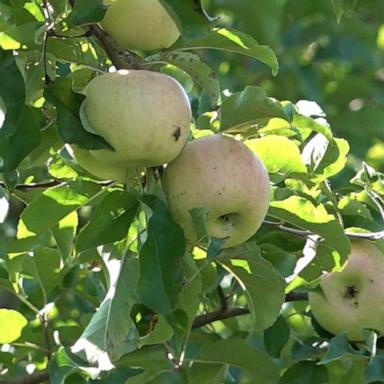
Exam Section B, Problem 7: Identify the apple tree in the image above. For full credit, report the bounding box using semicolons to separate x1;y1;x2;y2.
0;0;384;383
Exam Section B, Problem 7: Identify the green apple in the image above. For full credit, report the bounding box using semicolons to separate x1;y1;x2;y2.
101;0;180;51
70;145;128;182
79;69;191;173
162;134;270;248
309;240;384;341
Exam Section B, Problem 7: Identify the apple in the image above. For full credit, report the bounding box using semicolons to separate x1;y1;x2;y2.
101;0;180;51
70;145;128;182
162;134;270;248
79;69;191;172
309;240;384;341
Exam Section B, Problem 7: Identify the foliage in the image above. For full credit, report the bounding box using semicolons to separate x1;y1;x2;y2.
0;0;383;383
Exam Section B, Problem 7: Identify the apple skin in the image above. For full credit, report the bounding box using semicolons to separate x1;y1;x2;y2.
80;70;191;170
101;0;180;51
162;134;270;248
309;240;384;341
70;146;128;182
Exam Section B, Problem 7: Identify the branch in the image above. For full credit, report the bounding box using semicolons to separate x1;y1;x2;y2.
0;180;113;191
0;370;49;384
192;291;308;329
90;25;145;70
263;219;384;240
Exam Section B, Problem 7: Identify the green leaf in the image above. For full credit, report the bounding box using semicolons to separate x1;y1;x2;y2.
331;0;358;22
66;0;107;27
137;195;185;320
19;180;101;236
160;0;212;38
0;309;28;343
51;211;78;260
320;334;364;364
173;28;279;75
187;363;225;384
364;351;384;383
72;255;140;369
219;86;287;132
279;361;329;383
49;347;100;384
222;257;285;331
0;52;26;137
44;78;112;150
76;190;138;252
264;315;290;358
23;246;62;299
269;196;351;259
147;51;220;106
197;338;278;384
0;106;41;172
303;136;350;182
292;113;333;141
246;135;307;181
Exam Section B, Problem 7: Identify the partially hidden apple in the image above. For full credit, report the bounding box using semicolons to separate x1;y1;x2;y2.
101;0;180;51
309;240;384;341
74;69;191;180
70;146;128;182
162;134;270;248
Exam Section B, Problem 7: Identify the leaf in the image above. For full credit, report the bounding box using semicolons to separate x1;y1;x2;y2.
292;113;333;141
147;51;220;106
279;361;329;384
66;0;107;27
264;316;290;358
19;180;101;236
197;338;278;384
44;78;112;150
246;135;307;181
0;106;41;172
320;334;364;364
72;255;140;369
269;196;351;259
76;190;138;252
23;246;63;299
187;363;225;384
303;136;350;182
0;309;28;343
219;86;287;132
173;28;279;75
222;257;285;331
159;0;212;38
51;211;78;260
137;195;185;320
49;347;101;384
364;351;384;383
0;52;26;138
331;0;358;22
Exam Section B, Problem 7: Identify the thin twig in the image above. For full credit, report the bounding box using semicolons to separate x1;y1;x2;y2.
39;313;52;361
192;292;308;329
89;25;144;70
0;179;113;191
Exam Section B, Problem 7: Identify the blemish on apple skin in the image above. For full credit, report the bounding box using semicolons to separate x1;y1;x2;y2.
173;127;181;141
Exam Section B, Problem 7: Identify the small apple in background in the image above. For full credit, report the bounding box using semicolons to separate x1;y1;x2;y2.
101;0;180;51
74;69;191;180
309;240;384;341
162;134;270;248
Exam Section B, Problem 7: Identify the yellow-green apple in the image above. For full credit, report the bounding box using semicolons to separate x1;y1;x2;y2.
101;0;180;51
162;134;270;248
70;145;128;182
78;69;191;176
309;240;384;341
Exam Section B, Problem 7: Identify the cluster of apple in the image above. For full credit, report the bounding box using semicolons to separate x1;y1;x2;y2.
72;0;384;344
